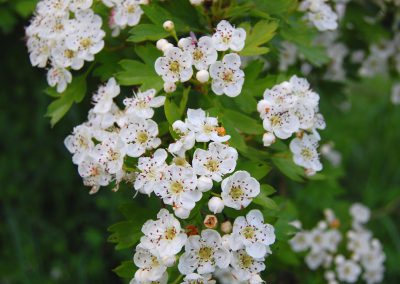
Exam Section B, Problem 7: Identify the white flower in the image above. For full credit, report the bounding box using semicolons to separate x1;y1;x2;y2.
155;47;193;83
230;249;265;282
168;120;196;157
154;165;201;218
192;142;238;183
69;0;93;12
208;197;224;214
186;109;230;143
179;36;217;70
290;133;322;174
362;268;384;284
123;89;165;118
64;124;94;165
209;53;245;97
262;132;276;147
51;42;84;70
221;171;260;210
289;231;310;252
305;251;328;270
181;273;216;284
178;229;231;275
140;209;187;257
135;149;168;195
336;259;361;283
113;0;144;27
130;272;168;284
212;20;246;51
230;210;275;258
92;77;120;114
133;246;168;282
120;118;161;157
66;9;105;61
78;156;112;193
391;83;400;105
47;67;72;93
92;134;126;175
349;203;371;225
36;0;70;16
279;41;297;71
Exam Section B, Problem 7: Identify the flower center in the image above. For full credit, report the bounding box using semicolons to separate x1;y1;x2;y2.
301;148;313;160
222;70;234;82
127;4;136;13
198;246;213;261
239;253;254;269
270;115;282;126
193;49;204;61
203;124;215;134
171;181;184;194
164;227;177;240
137;131;149;144
80;38;92;49
230;186;244;200
205;159;219;172
242;226;255;239
64;49;75;59
169;61;180;73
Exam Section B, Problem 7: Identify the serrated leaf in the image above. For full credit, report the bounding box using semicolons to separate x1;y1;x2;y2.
108;220;142;250
45;75;87;127
297;44;330;67
254;0;297;15
240;20;278;56
236;160;271;180
272;154;304;182
113;261;136;279
128;24;169;43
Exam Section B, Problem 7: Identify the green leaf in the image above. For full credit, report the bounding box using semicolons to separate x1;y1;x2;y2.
221;116;248;153
297;44;330;67
128;24;169;43
113;261;136;279
240;20;278;56
223;109;264;135
236;160;271;180
115;44;163;91
260;184;276;196
254;0;297;15
272;154;304;182
253;190;278;210
164;96;182;125
108;221;142;250
45;75;87;127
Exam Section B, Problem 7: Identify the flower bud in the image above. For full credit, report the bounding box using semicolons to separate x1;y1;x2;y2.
208;197;224;213
204;214;218;229
163;20;175;32
196;70;209;83
161;43;174;53
221;220;232;234
156;39;169;51
164;81;176;93
262;132;275;147
197;176;213;192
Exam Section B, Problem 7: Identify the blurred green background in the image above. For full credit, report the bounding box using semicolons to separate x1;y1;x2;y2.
0;0;399;283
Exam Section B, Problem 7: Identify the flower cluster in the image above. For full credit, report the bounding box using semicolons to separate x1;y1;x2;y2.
130;209;276;284
290;203;385;284
102;0;149;37
257;75;325;175
64;77;165;194
299;0;339;31
155;20;246;97
26;0;105;92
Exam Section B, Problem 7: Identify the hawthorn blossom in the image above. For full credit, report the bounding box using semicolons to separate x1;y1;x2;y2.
212;20;246;52
64;124;94;165
209;53;245;97
78;156;112;194
120;118;161;157
113;0;144;27
92;77;120;114
47;67;72;93
168;120;196;156
289;133;322;175
178;229;231;275
130;272;168;284
221;171;260;210
192;142;238;183
179;36;218;70
336;259;362;283
133;246;168;283
123;89;165;118
140;209;187;257
230;210;276;259
154;165;201;219
92;134;126;175
230;249;265;282
349;203;371;225
69;0;93;12
155;47;193;83
135;149;168;195
186;108;230;143
181;273;216;284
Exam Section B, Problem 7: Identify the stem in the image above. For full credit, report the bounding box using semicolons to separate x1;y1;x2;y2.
210;192;221;198
171;274;183;284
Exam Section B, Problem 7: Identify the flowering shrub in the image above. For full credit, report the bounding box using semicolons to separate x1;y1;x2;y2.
23;0;400;283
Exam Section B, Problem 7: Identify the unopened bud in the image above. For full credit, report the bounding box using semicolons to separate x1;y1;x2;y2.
163;20;175;32
164;81;176;93
156;39;169;51
162;43;174;53
208;197;224;213
216;126;226;137
221;220;232;233
262;132;275;147
196;70;209;83
204;214;218;229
